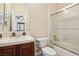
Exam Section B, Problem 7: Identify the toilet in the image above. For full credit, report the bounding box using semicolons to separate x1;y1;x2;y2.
36;37;56;56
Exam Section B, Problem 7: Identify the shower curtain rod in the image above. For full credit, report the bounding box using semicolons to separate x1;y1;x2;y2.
50;3;79;16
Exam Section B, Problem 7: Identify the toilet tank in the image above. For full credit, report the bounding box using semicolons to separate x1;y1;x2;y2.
36;37;48;48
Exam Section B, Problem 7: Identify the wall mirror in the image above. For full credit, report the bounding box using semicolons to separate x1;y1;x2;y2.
0;3;30;38
3;4;11;32
0;4;11;32
4;3;26;32
0;3;10;38
0;3;30;37
0;3;4;33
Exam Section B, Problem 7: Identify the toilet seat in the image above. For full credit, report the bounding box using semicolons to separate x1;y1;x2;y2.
42;47;56;56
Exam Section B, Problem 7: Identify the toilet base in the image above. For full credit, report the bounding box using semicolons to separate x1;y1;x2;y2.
42;47;56;56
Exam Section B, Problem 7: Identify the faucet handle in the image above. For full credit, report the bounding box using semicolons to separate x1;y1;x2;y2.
12;32;16;37
22;32;27;36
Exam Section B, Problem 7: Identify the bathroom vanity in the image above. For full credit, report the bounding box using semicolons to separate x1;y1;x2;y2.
0;3;35;56
0;35;35;56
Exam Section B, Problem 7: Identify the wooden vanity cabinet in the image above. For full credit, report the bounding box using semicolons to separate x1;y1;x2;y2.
0;45;16;56
18;42;34;56
0;42;34;56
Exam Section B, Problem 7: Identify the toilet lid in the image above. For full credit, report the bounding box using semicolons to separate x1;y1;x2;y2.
42;47;56;55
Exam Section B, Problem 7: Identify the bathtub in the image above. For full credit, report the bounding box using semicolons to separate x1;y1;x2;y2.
50;44;77;56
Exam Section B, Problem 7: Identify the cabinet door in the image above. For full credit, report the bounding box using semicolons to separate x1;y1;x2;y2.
19;42;34;56
0;45;16;56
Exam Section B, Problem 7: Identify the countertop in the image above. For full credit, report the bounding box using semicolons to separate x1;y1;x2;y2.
0;35;35;47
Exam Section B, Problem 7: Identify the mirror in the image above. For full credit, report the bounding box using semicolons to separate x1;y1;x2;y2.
2;3;28;32
2;4;12;38
0;3;4;32
3;4;11;32
0;3;30;38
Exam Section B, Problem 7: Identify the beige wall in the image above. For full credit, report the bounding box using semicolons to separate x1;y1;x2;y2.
28;3;72;38
1;3;72;38
11;3;49;38
29;3;48;38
